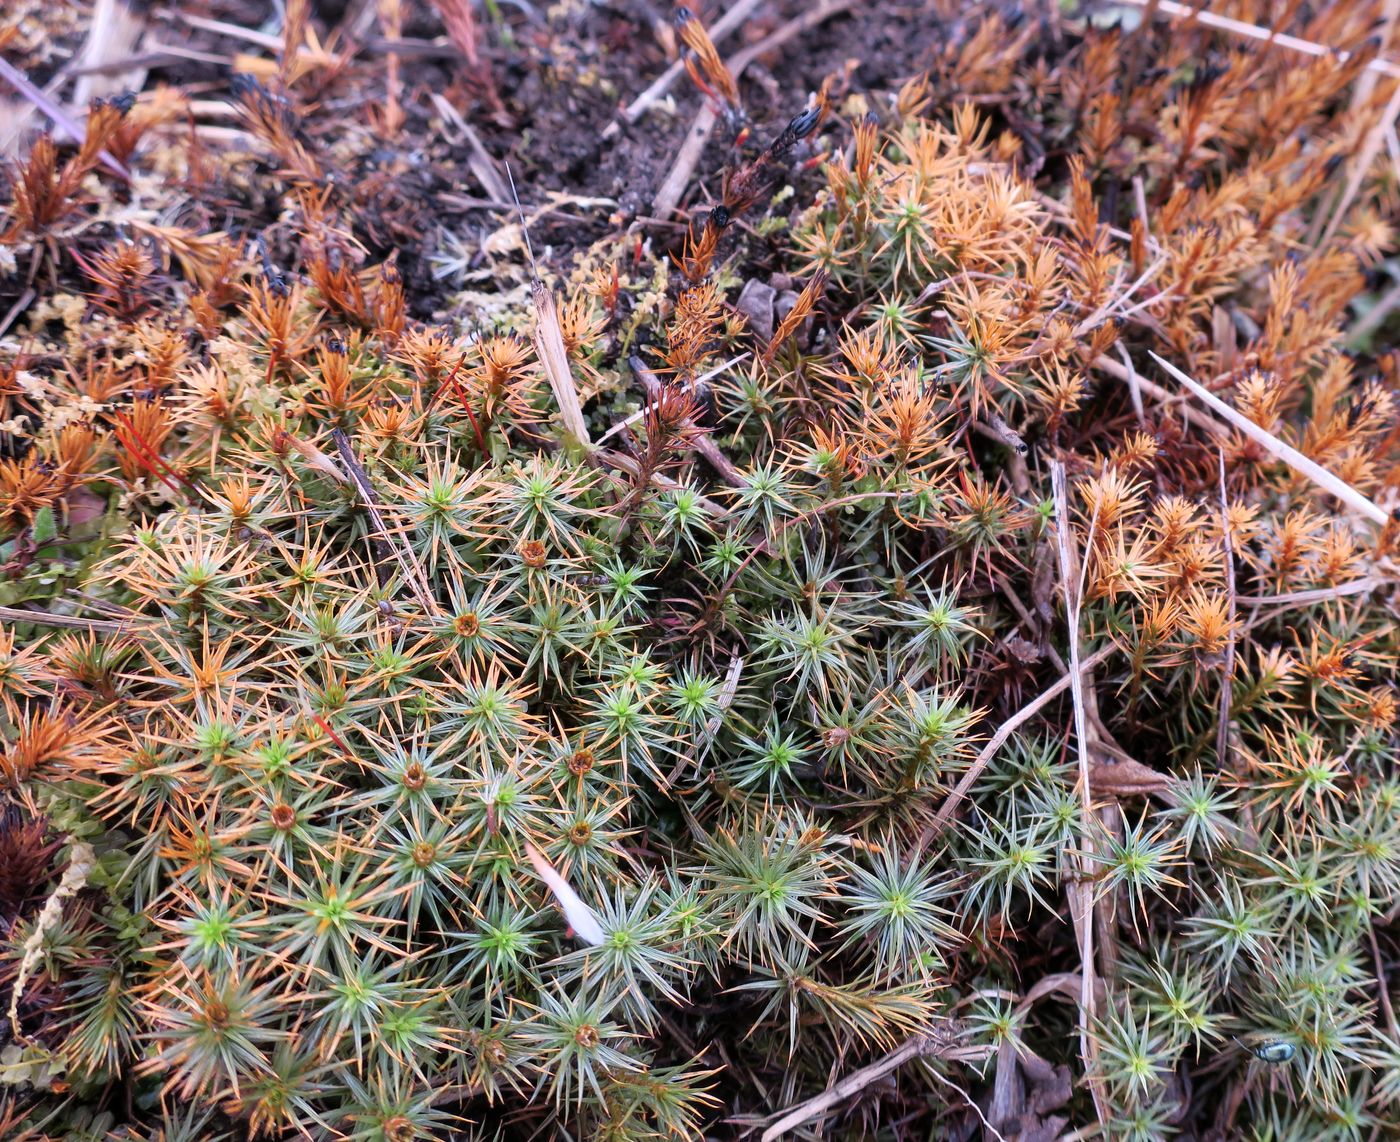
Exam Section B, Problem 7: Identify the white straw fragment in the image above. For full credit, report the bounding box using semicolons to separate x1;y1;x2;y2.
523;841;606;946
506;161;592;449
1148;352;1390;527
284;432;349;484
1119;0;1400;80
532;280;592;448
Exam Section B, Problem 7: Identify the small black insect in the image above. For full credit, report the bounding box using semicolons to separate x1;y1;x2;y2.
1236;1036;1295;1064
786;105;822;141
1345;387;1379;430
255;235;289;297
103;91;137;115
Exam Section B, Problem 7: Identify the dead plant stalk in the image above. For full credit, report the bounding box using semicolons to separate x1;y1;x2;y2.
1051;459;1109;1129
652;0;857;218
1150;352;1392;526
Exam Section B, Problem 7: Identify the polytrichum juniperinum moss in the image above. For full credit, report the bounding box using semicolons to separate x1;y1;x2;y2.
2;2;1399;1139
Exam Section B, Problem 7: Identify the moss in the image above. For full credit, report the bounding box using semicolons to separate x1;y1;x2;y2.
2;7;1400;1140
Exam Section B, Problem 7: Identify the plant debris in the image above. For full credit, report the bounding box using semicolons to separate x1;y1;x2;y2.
2;1;1400;1139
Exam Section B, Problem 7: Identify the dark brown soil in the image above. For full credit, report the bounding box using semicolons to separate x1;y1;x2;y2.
2;1;959;327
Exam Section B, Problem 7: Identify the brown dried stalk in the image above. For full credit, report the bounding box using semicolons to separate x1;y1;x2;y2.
1050;459;1109;1130
653;0;855;218
1150;352;1391;526
532;280;591;449
761;1022;988;1141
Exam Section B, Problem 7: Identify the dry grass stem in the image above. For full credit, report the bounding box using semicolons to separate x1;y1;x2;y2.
1051;459;1108;1129
1150;352;1392;525
1121;0;1400;78
653;0;856;217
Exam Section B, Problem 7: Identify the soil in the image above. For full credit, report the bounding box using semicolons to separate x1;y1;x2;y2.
2;1;957;326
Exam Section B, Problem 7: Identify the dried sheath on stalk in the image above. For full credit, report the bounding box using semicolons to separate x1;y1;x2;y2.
523;840;605;946
532;279;592;448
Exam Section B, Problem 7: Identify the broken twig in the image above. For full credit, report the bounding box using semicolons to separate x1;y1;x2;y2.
925;644;1116;839
1150;352;1391;526
331;430;440;617
653;0;856;218
761;1024;985;1141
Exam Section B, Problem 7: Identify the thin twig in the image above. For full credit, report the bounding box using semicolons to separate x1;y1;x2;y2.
760;1025;983;1141
1133;175;1151;244
1149;352;1392;526
607;355;746;440
1051;459;1109;1131
1352;0;1400;108
707;654;743;741
621;355;748;485
1039;191;1161;256
173;11;285;50
924;644;1116;839
0;56;131;181
653;106;720;220
331;430;440;617
604;0;764;140
1240;573;1393;635
1071;254;1168;337
428;92;509;202
134;40;232;68
363;36;467;58
982;412;1028;457
1368;921;1399;1040
1113;340;1144;424
667;653;744;786
0;605;127;633
1119;0;1400;78
971;419;1028;493
1216;450;1237;771
1318;79;1400;248
1346;273;1400;347
1239;577;1381;607
1096;353;1223;436
925;1067;1011;1142
0;289;35;340
60;51;187;79
653;0;857;217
